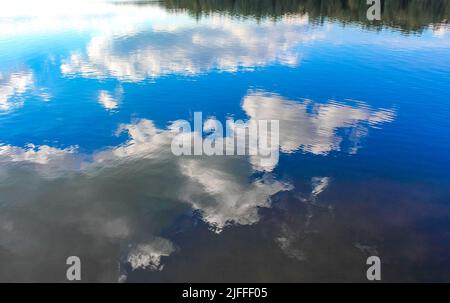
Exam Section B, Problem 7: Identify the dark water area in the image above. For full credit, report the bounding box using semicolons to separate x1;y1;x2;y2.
160;0;450;32
0;0;449;282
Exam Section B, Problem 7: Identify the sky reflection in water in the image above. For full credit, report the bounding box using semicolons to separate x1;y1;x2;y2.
0;0;449;282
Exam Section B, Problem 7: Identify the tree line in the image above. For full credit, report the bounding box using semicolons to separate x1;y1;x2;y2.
156;0;450;33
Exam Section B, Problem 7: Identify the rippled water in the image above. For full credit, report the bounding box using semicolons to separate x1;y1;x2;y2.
0;0;449;282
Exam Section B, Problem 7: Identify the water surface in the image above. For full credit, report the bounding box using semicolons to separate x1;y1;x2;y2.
0;0;449;282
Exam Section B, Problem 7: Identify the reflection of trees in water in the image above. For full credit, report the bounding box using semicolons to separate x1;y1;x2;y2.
157;0;450;33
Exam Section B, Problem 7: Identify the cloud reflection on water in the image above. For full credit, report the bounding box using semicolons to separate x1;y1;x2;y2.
0;1;397;280
243;91;396;171
0;70;53;113
60;13;322;81
0;86;396;281
0;71;34;112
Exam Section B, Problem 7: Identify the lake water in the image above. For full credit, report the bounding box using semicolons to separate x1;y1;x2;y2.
0;0;449;282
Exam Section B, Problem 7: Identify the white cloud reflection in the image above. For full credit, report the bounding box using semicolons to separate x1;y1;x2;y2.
0;70;53;113
60;12;322;81
0;71;34;112
98;86;123;111
0;90;396;280
243;91;395;171
0;91;395;227
127;237;176;272
179;159;291;231
0;0;179;37
93;118;291;232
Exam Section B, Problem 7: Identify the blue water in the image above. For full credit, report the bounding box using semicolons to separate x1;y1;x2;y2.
0;0;449;282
